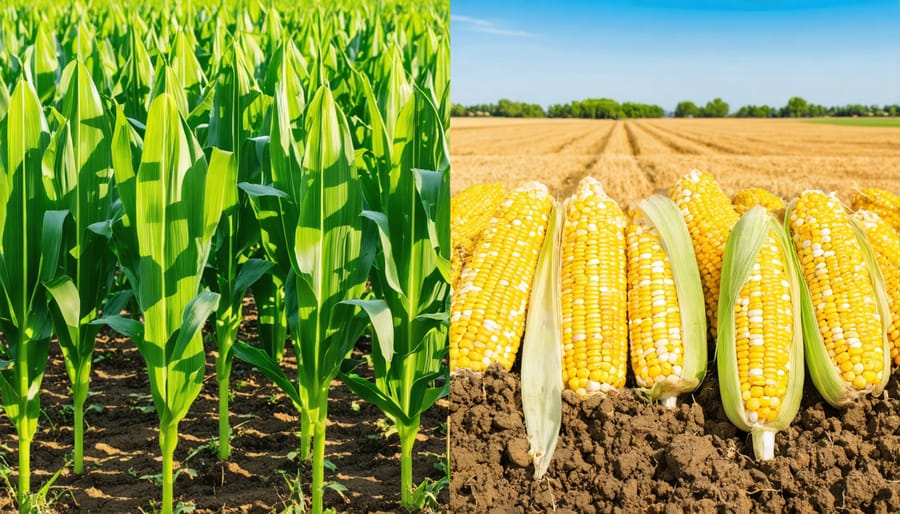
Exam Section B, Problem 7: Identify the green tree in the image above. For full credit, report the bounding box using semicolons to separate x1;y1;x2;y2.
702;98;729;118
450;103;466;116
784;96;809;117
675;101;700;118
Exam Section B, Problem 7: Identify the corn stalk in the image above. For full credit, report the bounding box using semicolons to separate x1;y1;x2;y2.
233;84;373;514
98;91;232;514
204;39;269;461
0;77;68;512
43;60;125;475
341;74;450;505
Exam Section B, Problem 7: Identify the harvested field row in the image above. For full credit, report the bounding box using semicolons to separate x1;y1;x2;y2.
451;118;900;203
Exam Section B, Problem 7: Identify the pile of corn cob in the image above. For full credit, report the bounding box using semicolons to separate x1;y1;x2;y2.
450;170;899;462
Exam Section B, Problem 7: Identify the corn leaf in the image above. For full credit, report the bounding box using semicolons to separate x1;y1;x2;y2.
30;21;59;104
521;204;562;480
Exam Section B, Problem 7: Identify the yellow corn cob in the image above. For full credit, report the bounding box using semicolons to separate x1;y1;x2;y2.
560;177;627;395
851;187;900;231
627;222;682;391
626;195;707;408
788;191;889;406
718;207;803;461
449;182;553;371
852;209;900;366
670;170;740;336
732;229;793;425
450;183;507;289
733;187;786;216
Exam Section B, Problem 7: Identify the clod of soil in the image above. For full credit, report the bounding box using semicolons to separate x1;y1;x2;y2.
451;364;900;513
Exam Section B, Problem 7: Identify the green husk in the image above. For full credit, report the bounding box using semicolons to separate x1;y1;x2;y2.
521;203;562;480
785;198;891;408
717;206;804;461
633;194;707;407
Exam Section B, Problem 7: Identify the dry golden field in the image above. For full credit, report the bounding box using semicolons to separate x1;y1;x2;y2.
450;117;900;205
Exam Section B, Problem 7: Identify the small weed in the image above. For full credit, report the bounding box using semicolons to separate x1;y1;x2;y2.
277;470;307;514
60;402;104;418
127;393;156;414
92;352;112;364
140;500;196;514
128;441;213;488
405;450;449;512
0;452;71;513
374;417;398;439
408;476;448;512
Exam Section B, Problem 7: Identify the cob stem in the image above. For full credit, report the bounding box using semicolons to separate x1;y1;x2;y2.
398;415;421;508
660;396;677;409
752;430;776;461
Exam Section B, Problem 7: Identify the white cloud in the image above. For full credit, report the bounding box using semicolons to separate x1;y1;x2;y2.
451;14;539;38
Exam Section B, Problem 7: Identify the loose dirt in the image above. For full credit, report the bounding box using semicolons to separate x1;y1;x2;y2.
0;301;448;513
450;365;900;513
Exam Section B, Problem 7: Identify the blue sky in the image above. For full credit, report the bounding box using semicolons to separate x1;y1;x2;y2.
451;1;900;110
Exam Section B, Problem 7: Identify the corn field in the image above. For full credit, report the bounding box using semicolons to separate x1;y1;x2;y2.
0;1;449;513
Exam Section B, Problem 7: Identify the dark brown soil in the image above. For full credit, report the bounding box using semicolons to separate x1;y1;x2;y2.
0;301;448;513
450;364;900;513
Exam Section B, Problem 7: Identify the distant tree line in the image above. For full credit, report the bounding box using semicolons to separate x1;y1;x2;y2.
673;98;730;118
450;98;545;118
675;97;900;118
450;98;665;119
452;96;900;119
547;99;665;119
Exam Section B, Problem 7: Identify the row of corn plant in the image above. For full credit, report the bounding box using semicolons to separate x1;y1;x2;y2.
0;1;449;512
340;65;450;505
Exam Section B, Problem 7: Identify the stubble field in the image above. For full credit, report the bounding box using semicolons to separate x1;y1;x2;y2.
450;117;900;513
451;117;900;205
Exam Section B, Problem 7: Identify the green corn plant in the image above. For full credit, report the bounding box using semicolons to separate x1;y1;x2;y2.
115;22;154;123
204;162;271;461
43;60;125;475
248;38;309;365
0;77;68;512
340;81;450;506
233;84;373;514
204;38;271;461
98;92;232;514
26;21;59;105
170;29;207;109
